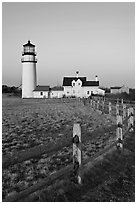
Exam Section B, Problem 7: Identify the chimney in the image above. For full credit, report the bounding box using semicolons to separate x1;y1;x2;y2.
76;71;79;78
95;75;98;82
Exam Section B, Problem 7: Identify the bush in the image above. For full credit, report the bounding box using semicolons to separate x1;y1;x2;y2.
2;85;22;97
105;90;135;102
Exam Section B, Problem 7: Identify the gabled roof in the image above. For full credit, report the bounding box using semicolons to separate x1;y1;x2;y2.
110;86;122;89
51;86;64;91
63;77;86;86
23;40;35;47
33;85;50;91
98;88;105;92
63;77;99;86
83;81;99;86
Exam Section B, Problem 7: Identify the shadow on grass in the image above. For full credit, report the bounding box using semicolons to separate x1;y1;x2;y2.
18;131;135;202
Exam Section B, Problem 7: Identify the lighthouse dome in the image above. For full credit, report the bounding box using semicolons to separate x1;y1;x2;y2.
23;40;35;47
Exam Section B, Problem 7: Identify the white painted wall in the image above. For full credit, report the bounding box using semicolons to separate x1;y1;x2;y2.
120;86;129;94
22;54;36;62
50;91;64;98
22;62;37;98
71;79;83;97
63;86;73;97
82;86;99;97
33;91;48;98
97;88;105;96
110;89;120;94
63;86;99;98
111;86;129;94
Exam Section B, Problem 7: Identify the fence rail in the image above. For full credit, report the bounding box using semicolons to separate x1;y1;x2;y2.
3;97;135;202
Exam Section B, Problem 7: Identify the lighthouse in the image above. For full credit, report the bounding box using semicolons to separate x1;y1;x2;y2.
21;40;37;98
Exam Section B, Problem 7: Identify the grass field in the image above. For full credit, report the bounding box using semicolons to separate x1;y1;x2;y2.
27;132;134;202
2;95;135;201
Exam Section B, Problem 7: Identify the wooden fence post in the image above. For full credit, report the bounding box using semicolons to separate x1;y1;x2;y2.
117;98;119;104
90;99;93;108
93;100;95;110
123;104;126;120
116;104;119;116
116;115;123;149
83;98;86;106
127;108;130;129
97;100;99;110
129;107;134;132
109;102;111;115
102;100;104;113
73;123;82;184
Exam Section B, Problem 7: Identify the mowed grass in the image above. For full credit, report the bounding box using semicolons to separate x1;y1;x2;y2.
2;96;116;156
2;95;124;200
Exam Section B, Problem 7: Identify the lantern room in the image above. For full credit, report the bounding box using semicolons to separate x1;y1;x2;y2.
22;40;36;54
21;40;37;63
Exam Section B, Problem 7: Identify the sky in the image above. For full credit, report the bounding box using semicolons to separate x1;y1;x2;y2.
2;2;135;88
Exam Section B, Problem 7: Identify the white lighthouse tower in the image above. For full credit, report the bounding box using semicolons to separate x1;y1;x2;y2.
21;40;37;98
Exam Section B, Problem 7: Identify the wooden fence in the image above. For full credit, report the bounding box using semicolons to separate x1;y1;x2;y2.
3;98;135;202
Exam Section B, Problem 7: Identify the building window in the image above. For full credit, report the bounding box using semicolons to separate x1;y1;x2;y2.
73;90;75;94
87;91;90;94
67;91;69;94
72;83;75;86
78;83;81;86
40;92;43;96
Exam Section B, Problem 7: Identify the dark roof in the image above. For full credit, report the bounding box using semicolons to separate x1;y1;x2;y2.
33;85;50;91
63;77;99;86
23;40;35;47
110;86;121;89
83;81;99;86
51;86;64;91
63;77;86;86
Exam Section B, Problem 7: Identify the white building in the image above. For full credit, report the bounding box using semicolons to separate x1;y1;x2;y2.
97;88;105;96
33;85;50;98
62;74;105;98
110;85;129;94
50;86;64;98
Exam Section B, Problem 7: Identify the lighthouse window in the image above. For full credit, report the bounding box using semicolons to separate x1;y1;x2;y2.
40;92;43;96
